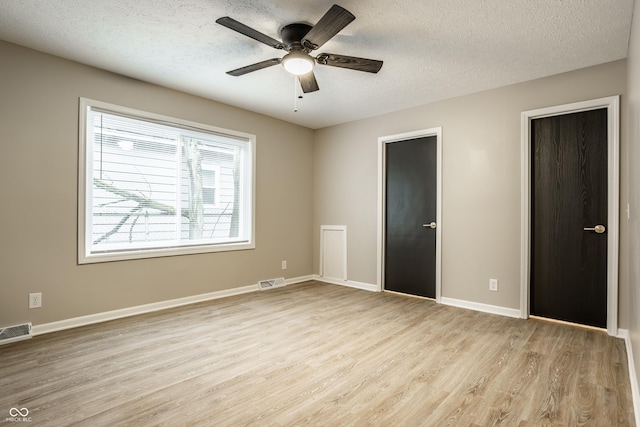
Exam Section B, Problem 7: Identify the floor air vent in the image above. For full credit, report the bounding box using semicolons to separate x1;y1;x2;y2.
258;277;286;290
0;323;32;345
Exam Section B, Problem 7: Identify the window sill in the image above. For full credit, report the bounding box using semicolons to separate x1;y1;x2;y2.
78;241;255;264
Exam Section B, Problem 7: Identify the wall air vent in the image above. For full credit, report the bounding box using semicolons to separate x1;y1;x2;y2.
258;277;286;290
0;323;32;345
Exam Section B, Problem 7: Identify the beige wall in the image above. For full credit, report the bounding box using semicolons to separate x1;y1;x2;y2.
0;41;314;327
627;0;640;394
0;36;633;336
314;60;628;319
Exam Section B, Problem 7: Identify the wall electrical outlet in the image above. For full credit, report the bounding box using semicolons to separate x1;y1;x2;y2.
489;279;498;292
281;260;287;270
29;292;42;309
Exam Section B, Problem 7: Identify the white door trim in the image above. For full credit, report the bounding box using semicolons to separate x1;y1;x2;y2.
520;96;620;335
377;127;443;302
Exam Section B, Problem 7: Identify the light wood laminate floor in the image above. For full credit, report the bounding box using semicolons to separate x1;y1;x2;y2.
0;281;634;426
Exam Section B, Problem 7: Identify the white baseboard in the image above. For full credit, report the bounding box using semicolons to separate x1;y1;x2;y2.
440;296;521;319
314;276;521;319
618;328;640;426
287;275;314;285
312;275;379;292
31;275;313;336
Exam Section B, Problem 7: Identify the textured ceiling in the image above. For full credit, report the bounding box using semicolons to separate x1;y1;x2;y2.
0;0;634;129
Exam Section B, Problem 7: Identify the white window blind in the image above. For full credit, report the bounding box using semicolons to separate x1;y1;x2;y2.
78;98;255;263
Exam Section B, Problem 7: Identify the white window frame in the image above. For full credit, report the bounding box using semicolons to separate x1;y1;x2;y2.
78;98;256;264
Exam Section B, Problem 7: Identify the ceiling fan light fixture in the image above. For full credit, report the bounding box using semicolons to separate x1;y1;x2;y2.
282;51;314;76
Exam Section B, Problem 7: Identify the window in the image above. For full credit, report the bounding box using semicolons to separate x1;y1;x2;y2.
201;164;220;206
78;98;255;263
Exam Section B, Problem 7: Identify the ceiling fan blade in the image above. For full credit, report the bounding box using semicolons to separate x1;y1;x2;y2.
298;71;319;93
316;53;383;73
216;17;284;50
226;58;282;76
302;5;355;50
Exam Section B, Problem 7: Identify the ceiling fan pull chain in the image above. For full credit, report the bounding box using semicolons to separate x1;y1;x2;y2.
294;76;299;113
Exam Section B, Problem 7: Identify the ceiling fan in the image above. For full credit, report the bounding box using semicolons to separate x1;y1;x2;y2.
216;4;383;93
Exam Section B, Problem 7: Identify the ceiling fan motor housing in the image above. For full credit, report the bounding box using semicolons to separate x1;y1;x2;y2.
280;23;313;52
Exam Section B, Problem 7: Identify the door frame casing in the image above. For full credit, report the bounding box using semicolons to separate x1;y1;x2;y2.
377;127;443;301
520;96;620;335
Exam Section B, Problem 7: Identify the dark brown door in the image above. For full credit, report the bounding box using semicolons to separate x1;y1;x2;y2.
531;108;608;328
384;136;437;298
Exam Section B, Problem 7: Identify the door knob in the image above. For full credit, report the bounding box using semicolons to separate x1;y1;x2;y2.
583;224;606;233
422;222;437;229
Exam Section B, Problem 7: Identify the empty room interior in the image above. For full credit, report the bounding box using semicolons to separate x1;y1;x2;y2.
2;0;640;425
